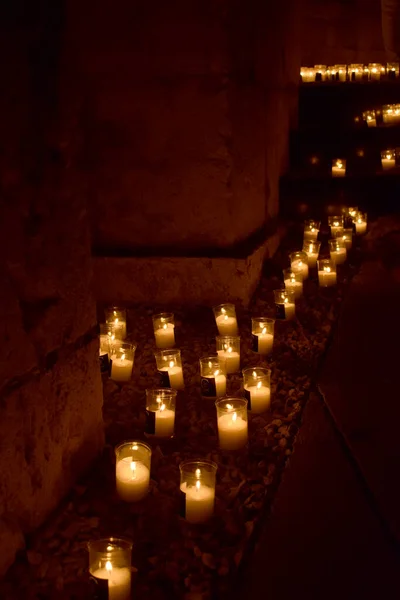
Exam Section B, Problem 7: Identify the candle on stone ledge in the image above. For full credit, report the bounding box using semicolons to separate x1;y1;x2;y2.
381;149;396;170
88;538;132;600
332;158;346;177
115;441;151;502
290;250;309;280
302;240;321;268
283;268;303;299
216;335;240;374
213;303;238;336
251;317;275;355
318;259;337;287
105;307;127;340
199;356;227;398
155;349;185;390
145;388;177;438
215;398;248;450
334;64;347;82
354;211;367;235
110;343;136;382
274;289;296;321
243;367;271;413
363;110;377;127
303;219;320;242
349;64;363;81
153;312;175;348
329;238;347;265
179;460;217;524
328;215;344;238
342;228;353;250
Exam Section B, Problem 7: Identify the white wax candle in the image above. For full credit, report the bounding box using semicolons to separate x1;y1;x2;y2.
217;412;248;450
342;235;353;250
254;331;273;355
245;384;271;413
181;481;215;524
155;407;175;437
330;248;347;264
217;349;240;374
332;166;345;177
278;301;296;320
366;116;376;127
159;365;184;390
304;229;319;242
291;259;309;279
215;314;238;336
154;323;175;348
318;269;337;287
116;458;150;502
382;157;395;170
91;565;131;600
355;220;367;235
284;278;303;299
110;355;133;382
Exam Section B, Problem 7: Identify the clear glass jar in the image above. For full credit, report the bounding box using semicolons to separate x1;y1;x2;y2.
152;312;175;349
314;65;327;81
199;356;227;398
251;317;275;355
342;228;353;250
110;342;136;382
215;398;248;450
145;389;177;438
381;149;396;170
115;441;151;502
216;335;241;374
303;219;320;242
329;238;347;265
328;215;344;237
362;110;377;127
213;303;238;336
88;537;132;600
283;268;303;299
332;158;346;177
154;349;184;390
354;211;367;235
273;289;296;320
348;63;363;81
289;250;309;280
334;64;347;81
302;240;321;268
368;63;384;80
318;259;337;287
99;323;116;373
105;307;127;340
179;460;217;523
242;367;271;413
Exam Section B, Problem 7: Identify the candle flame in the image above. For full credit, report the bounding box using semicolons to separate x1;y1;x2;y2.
156;396;161;404
357;218;362;224
208;361;212;368
195;468;201;479
262;327;267;334
163;323;167;330
372;67;377;73
130;461;136;471
214;369;219;376
159;403;165;412
386;153;392;160
334;221;339;226
115;318;119;324
311;227;315;232
195;480;201;491
106;561;113;573
227;347;232;354
252;370;257;378
226;403;233;410
336;162;342;170
257;381;262;389
325;267;331;273
132;443;138;450
121;353;125;361
169;360;175;368
221;307;226;314
113;310;117;316
309;244;312;253
232;412;237;422
284;297;288;304
224;314;228;321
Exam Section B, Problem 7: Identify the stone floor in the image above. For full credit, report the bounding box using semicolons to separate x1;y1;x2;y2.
0;225;362;599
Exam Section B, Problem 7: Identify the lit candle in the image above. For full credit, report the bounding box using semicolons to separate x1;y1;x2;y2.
110;345;135;382
179;461;217;523
106;307;127;340
381;151;396;170
363;111;377;127
116;458;150;502
332;159;346;177
368;63;383;81
303;241;321;268
216;399;248;450
274;289;296;320
349;64;363;81
216;336;240;374
283;268;303;298
335;64;346;82
301;67;316;82
355;214;367;235
387;62;399;79
251;317;274;355
153;313;176;348
342;229;353;250
145;389;177;437
88;540;132;600
303;219;320;242
213;304;238;336
318;260;337;287
290;251;309;279
159;360;184;390
155;349;185;389
243;368;271;414
199;357;227;398
329;239;347;265
383;105;400;124
90;561;131;600
328;216;344;238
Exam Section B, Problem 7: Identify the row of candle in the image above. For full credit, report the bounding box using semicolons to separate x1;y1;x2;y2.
301;62;399;83
331;152;398;176
362;105;400;126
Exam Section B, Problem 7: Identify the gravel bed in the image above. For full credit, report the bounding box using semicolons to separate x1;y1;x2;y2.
0;228;362;600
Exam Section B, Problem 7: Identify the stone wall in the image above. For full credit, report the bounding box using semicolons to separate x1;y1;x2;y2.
301;0;386;65
0;3;104;576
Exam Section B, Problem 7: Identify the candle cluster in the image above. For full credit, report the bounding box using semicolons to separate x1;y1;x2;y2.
360;104;400;127
300;62;398;83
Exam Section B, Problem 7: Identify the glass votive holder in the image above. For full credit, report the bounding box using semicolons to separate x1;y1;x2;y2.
318;259;337;287
349;64;363;81
383;104;400;124
334;64;347;81
242;367;271;413
354;211;367;235
329;238;347;264
213;303;238;336
110;342;136;382
289;250;309;280
303;219;320;242
154;349;184;390
152;312;175;348
328;66;336;81
199;356;227;398
88;537;132;599
342;206;358;227
362;110;377;127
314;64;327;81
99;323;117;373
105;307;127;340
273;288;296;321
332;158;346;177
300;67;316;82
145;389;177;438
381;149;396;170
342;228;353;250
216;335;240;374
302;240;321;268
368;63;384;81
115;441;151;502
328;215;344;237
251;317;275;355
387;62;399;79
283;268;303;299
215;398;248;451
179;460;217;524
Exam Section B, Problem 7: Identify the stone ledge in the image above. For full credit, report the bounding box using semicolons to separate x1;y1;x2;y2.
93;229;283;307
